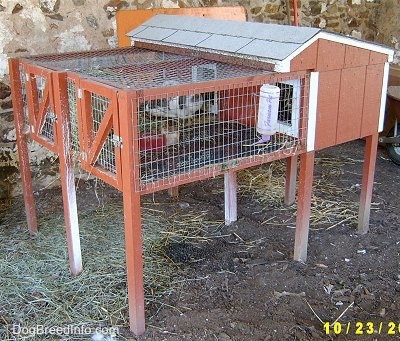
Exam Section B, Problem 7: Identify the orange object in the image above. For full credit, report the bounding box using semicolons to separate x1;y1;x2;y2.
116;7;247;48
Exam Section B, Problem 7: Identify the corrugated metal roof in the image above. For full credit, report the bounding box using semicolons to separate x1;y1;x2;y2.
127;14;394;71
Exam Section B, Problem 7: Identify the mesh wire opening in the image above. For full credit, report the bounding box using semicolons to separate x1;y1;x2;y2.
19;65;29;127
135;73;309;191
91;93;116;174
24;47;273;90
67;79;80;153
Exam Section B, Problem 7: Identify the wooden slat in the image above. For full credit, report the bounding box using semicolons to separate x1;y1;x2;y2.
116;7;247;48
336;66;366;144
316;39;345;71
344;46;370;68
314;70;341;150
361;64;384;137
290;41;318;72
9;58;38;233
369;51;389;65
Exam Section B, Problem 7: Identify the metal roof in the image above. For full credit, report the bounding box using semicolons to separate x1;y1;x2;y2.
127;15;394;72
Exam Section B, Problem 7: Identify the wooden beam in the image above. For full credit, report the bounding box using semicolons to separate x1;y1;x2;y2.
285;155;297;205
119;91;145;336
293;151;315;262
358;133;378;234
9;58;38;233
224;170;238;225
53;72;82;275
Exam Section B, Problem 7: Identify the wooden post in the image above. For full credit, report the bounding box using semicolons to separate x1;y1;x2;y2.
9;59;38;233
119;91;145;336
284;155;297;205
168;186;179;198
293;151;315;262
358;133;378;234
224;170;237;225
52;72;82;275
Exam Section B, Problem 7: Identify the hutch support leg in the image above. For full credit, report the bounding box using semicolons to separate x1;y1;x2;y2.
122;190;145;335
168;186;179;198
53;72;82;275
293;151;315;262
358;133;379;234
119;91;145;335
285;155;297;206
9;58;38;233
224;170;237;225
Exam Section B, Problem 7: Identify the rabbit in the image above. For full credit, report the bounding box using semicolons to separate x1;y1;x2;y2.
145;80;204;119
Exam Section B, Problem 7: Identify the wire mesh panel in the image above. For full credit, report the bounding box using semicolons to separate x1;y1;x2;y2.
134;72;309;192
18;64;29;127
67;77;80;153
90;93;116;174
22;64;57;151
23;47;273;90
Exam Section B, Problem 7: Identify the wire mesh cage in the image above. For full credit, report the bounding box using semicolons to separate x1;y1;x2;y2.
16;47;310;191
134;72;309;191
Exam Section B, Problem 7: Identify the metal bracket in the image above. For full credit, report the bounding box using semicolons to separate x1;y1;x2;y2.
112;134;123;148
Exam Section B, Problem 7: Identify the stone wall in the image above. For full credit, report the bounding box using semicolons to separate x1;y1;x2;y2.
0;0;399;198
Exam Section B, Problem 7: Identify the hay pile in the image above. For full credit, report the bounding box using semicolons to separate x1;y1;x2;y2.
0;155;371;339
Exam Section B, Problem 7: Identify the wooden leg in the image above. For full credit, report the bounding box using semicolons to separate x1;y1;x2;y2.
284;155;297;206
123;190;145;335
293;151;315;262
9;58;38;233
224;170;237;225
168;186;179;198
119;91;145;335
358;133;379;234
53;72;82;275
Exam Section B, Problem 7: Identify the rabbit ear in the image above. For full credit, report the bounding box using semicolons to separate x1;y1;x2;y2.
178;96;186;109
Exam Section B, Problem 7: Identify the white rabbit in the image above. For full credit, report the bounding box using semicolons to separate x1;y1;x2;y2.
145;80;204;119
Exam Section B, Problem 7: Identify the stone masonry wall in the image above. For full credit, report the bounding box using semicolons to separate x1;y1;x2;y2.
0;0;399;198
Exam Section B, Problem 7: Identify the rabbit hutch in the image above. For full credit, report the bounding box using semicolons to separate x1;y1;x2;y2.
10;15;393;335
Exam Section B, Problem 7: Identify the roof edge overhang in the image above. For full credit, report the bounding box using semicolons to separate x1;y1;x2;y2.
133;40;280;71
282;31;395;70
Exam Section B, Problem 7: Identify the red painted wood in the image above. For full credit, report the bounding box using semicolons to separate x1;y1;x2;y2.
284;155;297;205
344;46;370;68
358;133;378;234
369;51;388;65
361;64;385;136
293;151;315;262
314;70;341;150
53;72;83;275
316;40;345;71
336;66;366;144
290;41;318;72
119;91;145;336
9;58;38;233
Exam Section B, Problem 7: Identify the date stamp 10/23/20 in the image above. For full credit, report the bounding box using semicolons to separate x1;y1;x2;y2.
324;322;400;336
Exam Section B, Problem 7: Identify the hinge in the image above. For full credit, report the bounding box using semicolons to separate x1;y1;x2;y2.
77;88;82;99
25;73;30;81
80;152;87;161
112;134;123;148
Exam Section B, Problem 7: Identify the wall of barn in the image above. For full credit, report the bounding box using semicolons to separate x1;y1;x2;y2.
0;0;399;199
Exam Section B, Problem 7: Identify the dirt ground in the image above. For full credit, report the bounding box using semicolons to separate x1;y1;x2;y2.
1;138;400;340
